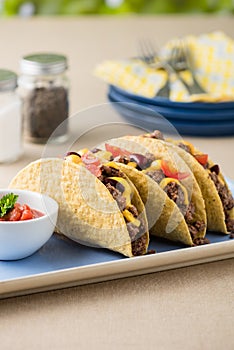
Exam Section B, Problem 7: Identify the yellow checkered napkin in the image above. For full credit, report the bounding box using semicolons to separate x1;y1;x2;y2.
95;31;234;102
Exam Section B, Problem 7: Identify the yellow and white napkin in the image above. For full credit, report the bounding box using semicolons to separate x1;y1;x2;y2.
95;31;234;102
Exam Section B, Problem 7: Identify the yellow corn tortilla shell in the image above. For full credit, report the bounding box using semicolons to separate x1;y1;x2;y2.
167;139;234;233
9;158;149;257
114;163;193;246
103;136;207;241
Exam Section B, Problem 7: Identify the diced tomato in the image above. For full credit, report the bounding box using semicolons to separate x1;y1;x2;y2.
194;154;208;166
8;207;22;221
0;203;44;221
14;203;21;209
161;159;190;180
81;152;101;165
21;209;34;221
21;204;31;211
31;209;44;219
105;144;131;158
86;164;102;177
81;152;101;176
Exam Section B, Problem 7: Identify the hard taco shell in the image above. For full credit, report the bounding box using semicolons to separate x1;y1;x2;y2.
9;158;149;257
113;163;194;246
167;139;234;233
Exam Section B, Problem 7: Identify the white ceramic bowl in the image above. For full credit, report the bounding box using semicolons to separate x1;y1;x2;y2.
0;189;58;260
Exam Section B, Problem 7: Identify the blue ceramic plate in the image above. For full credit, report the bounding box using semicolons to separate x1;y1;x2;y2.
1;177;234;299
108;94;234;137
111;85;234;111
109;86;234;122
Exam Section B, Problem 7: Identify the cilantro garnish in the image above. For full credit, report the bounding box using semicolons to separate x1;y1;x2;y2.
0;193;18;218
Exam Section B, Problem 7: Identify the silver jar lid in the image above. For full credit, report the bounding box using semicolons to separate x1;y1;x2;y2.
0;69;17;92
20;53;68;75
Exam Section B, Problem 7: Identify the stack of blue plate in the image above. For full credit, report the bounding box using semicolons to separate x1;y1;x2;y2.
108;85;234;136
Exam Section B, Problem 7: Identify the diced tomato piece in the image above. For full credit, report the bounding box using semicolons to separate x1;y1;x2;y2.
8;207;22;221
81;152;102;176
20;209;34;221
31;209;44;218
105;144;131;158
21;204;31;211
194;154;208;166
161;159;190;180
81;152;101;165
85;164;102;177
14;203;22;210
177;172;190;180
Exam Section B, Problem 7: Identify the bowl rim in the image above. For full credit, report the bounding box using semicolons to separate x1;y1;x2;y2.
0;188;58;225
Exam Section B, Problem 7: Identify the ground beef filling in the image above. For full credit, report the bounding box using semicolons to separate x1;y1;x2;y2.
143;130;165;140
105;182;126;211
98;165;147;256
131;233;148;256
145;169;165;184
176;145;234;232
114;155;130;165
226;217;234;232
114;152;156;171
163;182;206;241
193;237;210;245
145;172;205;240
164;182;186;210
209;169;234;232
178;142;192;154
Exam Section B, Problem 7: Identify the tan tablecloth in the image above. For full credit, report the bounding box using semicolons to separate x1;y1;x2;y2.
0;16;234;350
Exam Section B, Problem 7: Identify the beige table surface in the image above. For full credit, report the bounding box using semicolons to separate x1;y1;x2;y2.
0;16;234;350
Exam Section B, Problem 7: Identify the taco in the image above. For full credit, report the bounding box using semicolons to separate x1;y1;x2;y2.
87;140;208;246
165;137;234;234
9;157;149;257
141;130;234;234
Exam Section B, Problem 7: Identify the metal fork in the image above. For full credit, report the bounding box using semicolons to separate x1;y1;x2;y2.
138;39;171;98
139;39;206;96
168;39;206;94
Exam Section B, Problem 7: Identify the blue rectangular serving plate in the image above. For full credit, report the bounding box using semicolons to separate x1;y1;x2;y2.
1;179;234;299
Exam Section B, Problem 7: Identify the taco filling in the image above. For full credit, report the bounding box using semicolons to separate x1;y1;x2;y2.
98;144;206;244
65;152;148;256
176;142;234;233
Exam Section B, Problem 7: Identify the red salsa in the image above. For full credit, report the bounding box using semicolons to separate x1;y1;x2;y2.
0;203;44;222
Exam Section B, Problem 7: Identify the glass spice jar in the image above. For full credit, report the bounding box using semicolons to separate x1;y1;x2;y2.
18;53;69;144
0;69;22;163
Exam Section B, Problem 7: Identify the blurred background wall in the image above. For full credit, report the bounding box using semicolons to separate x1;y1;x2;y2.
0;0;233;16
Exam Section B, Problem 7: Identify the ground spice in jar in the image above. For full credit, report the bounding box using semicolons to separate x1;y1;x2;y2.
22;85;68;140
18;53;69;144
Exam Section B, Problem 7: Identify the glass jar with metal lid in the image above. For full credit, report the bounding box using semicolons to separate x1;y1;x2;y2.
18;53;69;144
0;69;22;163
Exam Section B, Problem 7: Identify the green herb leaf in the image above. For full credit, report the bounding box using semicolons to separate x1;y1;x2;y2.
0;193;18;218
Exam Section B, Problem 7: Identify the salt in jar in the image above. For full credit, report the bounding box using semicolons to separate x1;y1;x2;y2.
0;69;22;163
